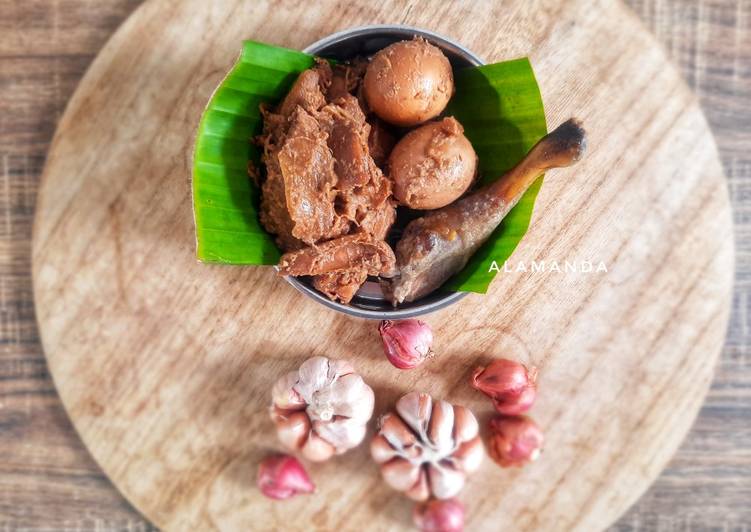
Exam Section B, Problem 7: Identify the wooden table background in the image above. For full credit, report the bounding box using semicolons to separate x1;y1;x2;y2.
0;0;748;530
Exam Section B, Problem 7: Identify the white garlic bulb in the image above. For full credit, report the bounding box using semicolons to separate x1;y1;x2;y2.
371;391;484;501
271;356;375;462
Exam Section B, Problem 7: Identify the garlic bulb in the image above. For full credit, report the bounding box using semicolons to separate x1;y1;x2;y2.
271;356;375;462
371;392;484;501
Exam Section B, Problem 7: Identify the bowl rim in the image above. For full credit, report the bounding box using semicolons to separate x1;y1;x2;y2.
282;24;484;320
301;24;485;64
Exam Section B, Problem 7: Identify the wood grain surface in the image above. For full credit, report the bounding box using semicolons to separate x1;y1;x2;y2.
1;1;748;531
29;0;738;529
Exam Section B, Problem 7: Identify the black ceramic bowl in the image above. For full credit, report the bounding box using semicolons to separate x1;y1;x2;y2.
283;25;484;319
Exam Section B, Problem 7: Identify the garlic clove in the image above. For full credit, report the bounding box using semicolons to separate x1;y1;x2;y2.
313;417;367;453
396;391;433;436
405;467;431;502
271;371;306;410
427;463;465;500
371;434;400;464
380;413;418;451
302;432;336;462
451;405;479;443
427;400;455;455
275;411;311;451
381;457;421;492
452;437;485;474
328;373;375;421
295;356;333;402
328;358;356;379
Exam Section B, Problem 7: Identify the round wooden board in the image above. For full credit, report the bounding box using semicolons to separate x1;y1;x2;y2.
32;0;734;530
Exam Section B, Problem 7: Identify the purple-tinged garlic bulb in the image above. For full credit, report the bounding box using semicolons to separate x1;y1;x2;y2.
271;356;375;462
371;392;484;501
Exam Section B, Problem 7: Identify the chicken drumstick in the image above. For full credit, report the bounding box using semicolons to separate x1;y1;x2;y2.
383;119;587;305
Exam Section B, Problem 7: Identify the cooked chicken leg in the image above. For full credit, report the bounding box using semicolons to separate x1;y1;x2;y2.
383;119;587;305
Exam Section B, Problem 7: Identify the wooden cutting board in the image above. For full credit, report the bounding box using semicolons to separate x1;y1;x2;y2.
32;0;734;530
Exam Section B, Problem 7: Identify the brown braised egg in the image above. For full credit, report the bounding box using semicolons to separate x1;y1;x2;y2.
388;117;477;210
363;38;454;127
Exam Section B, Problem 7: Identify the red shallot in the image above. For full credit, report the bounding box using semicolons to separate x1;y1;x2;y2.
257;454;315;500
487;415;544;468
470;359;537;415
378;319;434;369
413;498;465;532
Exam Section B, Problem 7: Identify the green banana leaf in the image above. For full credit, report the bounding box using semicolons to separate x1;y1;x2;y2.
443;60;547;292
192;40;547;293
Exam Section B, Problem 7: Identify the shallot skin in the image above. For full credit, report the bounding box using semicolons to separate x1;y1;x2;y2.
257;454;315;500
471;359;538;415
413;498;465;532
378;319;434;369
487;415;544;468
